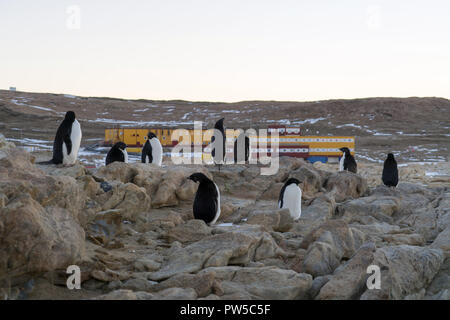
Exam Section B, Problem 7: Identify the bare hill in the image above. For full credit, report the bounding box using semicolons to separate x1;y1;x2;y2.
0;89;449;163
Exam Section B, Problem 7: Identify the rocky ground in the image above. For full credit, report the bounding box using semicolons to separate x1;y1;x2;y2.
0;134;448;300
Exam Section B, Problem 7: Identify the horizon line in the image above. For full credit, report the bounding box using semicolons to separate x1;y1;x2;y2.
1;88;449;105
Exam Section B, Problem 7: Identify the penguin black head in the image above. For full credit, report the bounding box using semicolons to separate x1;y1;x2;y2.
340;147;350;154
387;153;395;160
65;111;76;122
188;172;211;183
214;118;225;130
148;132;157;140
285;178;301;186
114;142;127;150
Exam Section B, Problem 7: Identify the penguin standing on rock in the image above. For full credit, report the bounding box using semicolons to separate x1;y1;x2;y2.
278;178;302;220
188;172;221;225
211;118;225;170
339;147;357;173
105;142;128;166
38;111;81;165
382;153;399;187
141;132;163;166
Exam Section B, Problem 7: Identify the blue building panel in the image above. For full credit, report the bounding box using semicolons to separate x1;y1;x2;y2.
307;156;328;163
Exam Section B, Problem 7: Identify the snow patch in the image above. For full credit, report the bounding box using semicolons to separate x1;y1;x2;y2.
11;99;53;112
63;94;78;99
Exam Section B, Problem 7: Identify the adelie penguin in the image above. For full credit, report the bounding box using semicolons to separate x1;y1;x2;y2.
141;132;163;166
278;178;302;220
382;153;399;188
211;118;225;170
339;147;357;173
188;173;221;225
233;132;250;164
38;111;81;166
105;142;128;166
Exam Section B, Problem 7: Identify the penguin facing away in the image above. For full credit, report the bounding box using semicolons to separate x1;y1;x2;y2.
38;111;82;165
339;147;357;173
188;172;221;225
141;132;163;166
234;133;250;164
105;142;128;166
382;153;399;187
211;118;225;169
278;178;302;220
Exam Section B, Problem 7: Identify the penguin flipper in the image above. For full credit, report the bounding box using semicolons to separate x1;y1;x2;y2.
118;149;125;162
349;161;357;173
147;143;153;163
344;155;357;173
211;135;216;158
245;136;250;162
393;169;399;186
141;141;152;163
64;134;72;155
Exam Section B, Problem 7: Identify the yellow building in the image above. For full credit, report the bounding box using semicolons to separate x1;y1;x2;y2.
104;127;355;163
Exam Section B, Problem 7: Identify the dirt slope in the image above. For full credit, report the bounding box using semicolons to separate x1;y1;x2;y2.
0;89;449;163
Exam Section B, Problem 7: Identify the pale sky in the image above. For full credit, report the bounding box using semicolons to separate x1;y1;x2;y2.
1;0;449;102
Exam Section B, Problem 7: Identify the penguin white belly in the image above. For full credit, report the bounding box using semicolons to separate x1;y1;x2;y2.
339;154;345;171
63;120;82;165
282;184;302;220
209;182;221;225
150;138;163;166
121;149;129;163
